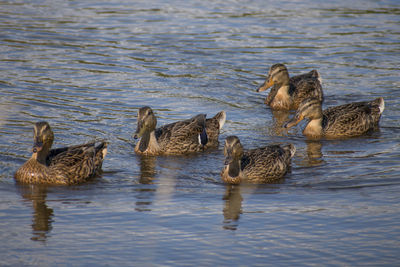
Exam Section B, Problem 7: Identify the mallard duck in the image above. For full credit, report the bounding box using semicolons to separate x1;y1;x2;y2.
257;63;323;110
133;106;226;155
221;136;295;184
284;97;384;138
14;122;108;185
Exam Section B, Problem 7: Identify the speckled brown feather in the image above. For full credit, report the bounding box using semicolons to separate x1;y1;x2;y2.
321;98;383;138
241;145;295;183
290;77;323;109
155;114;207;154
158;112;225;153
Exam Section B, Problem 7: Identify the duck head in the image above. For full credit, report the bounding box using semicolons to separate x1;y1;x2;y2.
134;106;157;139
284;97;323;129
32;121;54;163
222;136;244;184
257;63;290;92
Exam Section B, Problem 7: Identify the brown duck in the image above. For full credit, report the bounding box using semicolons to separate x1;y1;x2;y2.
221;136;295;184
257;63;323;110
15;122;108;185
134;106;226;155
284;97;385;139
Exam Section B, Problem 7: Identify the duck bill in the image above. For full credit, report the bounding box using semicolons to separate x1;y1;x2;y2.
32;138;43;153
256;77;274;92
284;114;304;129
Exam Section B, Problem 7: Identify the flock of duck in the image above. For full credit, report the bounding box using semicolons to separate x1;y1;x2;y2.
15;63;385;185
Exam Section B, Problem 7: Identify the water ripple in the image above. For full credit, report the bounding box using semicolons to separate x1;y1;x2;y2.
1;0;400;265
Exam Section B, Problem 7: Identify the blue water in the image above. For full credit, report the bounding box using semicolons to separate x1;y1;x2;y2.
1;0;400;265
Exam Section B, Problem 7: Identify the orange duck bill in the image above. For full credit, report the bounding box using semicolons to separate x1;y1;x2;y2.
284;113;304;129
256;77;274;92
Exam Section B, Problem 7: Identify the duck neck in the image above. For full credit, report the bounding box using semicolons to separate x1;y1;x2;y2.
228;158;241;178
223;158;242;184
32;149;49;165
137;131;160;154
277;84;290;95
271;85;292;109
303;117;323;138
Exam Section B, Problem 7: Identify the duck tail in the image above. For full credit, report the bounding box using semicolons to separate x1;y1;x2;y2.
310;69;322;85
374;97;385;114
213;111;226;129
95;141;108;159
91;141;107;174
283;144;296;158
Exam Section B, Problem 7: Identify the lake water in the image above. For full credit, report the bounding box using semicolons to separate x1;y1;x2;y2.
1;0;400;265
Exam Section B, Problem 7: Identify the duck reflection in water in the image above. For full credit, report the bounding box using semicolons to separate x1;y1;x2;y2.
17;184;53;242
269;109;292;136
306;140;324;166
222;183;285;231
135;155;157;212
295;140;325;167
139;155;157;184
222;185;243;230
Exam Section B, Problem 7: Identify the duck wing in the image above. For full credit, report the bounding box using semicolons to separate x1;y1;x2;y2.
242;144;294;183
155;114;207;153
49;142;107;184
323;99;383;137
47;143;94;164
290;70;323;107
290;70;321;85
292;78;323;103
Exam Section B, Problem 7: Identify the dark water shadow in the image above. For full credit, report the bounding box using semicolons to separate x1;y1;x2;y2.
16;183;54;242
291;138;325;168
139;155;157;184
134;155;157;212
222;185;243;231
305;140;325;166
221;176;287;231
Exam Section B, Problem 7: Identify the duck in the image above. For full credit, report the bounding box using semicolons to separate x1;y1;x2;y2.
284;97;385;139
133;106;226;155
221;136;295;184
257;63;323;110
14;121;108;185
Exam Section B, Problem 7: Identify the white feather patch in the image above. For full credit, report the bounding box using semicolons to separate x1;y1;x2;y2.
379;98;385;114
218;111;226;129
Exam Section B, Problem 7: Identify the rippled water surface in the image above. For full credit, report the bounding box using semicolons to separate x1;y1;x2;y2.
1;0;400;265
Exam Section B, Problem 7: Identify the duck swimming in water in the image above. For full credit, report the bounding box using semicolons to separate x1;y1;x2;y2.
134;106;226;155
221;136;295;184
284;97;384;139
257;63;323;110
15;121;107;185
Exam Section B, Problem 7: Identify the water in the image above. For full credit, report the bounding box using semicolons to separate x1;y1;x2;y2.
1;0;400;265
